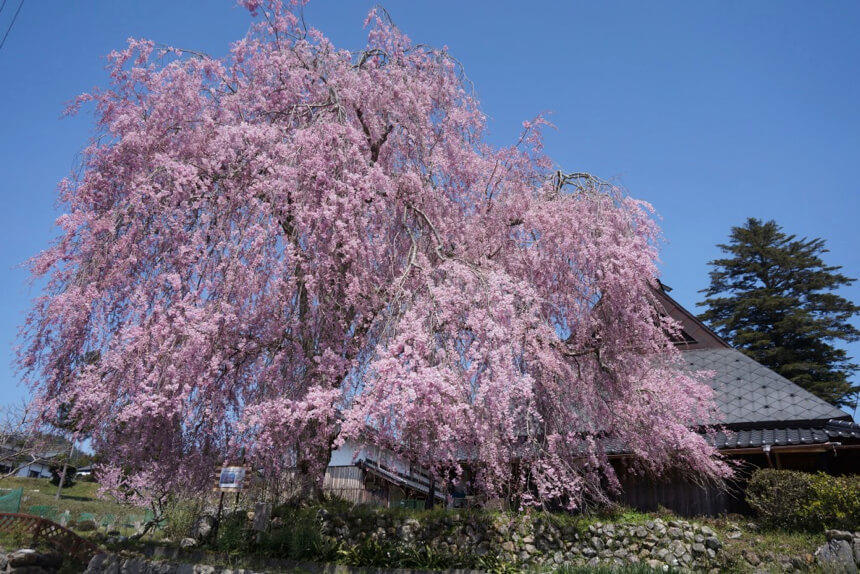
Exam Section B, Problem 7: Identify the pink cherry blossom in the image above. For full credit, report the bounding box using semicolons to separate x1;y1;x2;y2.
19;1;728;510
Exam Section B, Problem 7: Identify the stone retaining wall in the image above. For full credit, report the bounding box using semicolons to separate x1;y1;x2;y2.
318;509;724;571
1;548;63;574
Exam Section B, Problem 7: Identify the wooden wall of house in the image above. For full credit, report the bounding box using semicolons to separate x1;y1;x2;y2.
613;457;756;517
323;465;365;503
615;450;859;517
323;465;392;506
617;473;747;517
324;465;364;490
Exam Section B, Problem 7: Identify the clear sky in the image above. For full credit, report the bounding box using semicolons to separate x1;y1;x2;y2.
0;1;857;417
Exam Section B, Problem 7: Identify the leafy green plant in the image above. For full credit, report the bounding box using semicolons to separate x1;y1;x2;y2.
476;552;521;573
161;498;204;542
396;545;443;569
216;510;252;553
337;539;399;567
746;469;859;531
257;506;338;561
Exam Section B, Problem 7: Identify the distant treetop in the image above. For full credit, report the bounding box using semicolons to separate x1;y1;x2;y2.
698;218;859;409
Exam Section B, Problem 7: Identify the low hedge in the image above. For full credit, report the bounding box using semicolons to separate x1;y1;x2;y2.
746;469;859;531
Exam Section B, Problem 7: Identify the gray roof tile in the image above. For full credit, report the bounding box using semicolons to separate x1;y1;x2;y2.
709;420;860;449
683;348;850;426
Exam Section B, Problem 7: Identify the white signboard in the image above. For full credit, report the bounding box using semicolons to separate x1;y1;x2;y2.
218;466;246;492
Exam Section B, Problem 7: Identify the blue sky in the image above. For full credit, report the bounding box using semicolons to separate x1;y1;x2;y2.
0;1;857;417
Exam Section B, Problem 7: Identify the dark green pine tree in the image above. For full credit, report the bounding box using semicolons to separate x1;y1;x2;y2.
698;218;859;409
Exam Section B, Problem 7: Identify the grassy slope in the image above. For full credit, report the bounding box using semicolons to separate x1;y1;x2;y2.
701;515;825;571
577;507;825;571
561;507;826;572
0;476;139;518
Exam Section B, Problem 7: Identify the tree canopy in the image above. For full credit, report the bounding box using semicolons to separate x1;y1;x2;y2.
19;0;727;510
698;218;858;409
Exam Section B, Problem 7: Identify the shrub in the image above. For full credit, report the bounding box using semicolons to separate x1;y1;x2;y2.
804;472;860;531
215;510;252;553
162;498;205;542
746;469;859;531
49;467;76;488
258;507;337;561
336;539;481;570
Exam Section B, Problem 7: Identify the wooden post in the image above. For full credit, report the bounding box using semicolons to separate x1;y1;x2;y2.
763;445;774;468
234;447;246;512
212;490;225;541
55;440;76;501
425;476;435;509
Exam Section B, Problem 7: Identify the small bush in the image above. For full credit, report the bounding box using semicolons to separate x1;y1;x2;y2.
216;510;252;553
162;498;205;542
50;467;76;488
258;507;337;561
746;469;859;531
336;539;481;570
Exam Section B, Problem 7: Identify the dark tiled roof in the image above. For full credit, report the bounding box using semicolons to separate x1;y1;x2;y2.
683;348;850;426
709;420;860;449
826;418;860;435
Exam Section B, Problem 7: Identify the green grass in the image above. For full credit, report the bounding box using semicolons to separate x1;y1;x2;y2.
695;514;825;572
0;476;142;522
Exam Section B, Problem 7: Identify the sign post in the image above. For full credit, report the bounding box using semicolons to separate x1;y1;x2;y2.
212;464;247;541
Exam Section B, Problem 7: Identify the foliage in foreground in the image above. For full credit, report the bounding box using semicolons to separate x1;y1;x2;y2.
746;468;860;531
222;505;496;570
151;498;833;572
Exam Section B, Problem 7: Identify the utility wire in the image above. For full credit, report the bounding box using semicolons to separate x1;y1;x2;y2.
0;1;8;17
0;0;24;53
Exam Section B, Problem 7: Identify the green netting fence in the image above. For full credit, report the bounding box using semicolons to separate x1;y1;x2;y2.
85;510;163;533
0;488;161;534
20;505;162;534
0;488;22;513
28;505;59;521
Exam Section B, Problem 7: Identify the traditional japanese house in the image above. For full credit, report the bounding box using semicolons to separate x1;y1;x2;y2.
321;282;859;514
615;283;859;515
